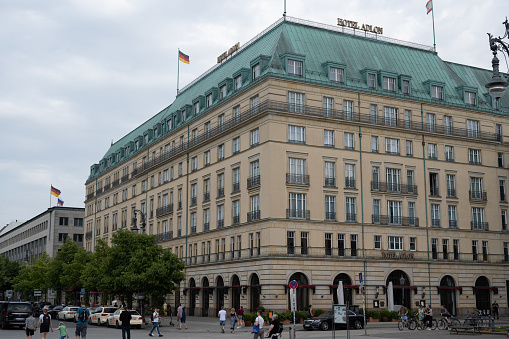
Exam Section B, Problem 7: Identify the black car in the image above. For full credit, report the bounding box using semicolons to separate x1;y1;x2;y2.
303;310;364;331
0;302;33;329
49;305;64;318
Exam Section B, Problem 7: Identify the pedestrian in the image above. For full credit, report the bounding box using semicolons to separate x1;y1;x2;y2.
492;300;499;319
36;307;53;339
266;314;281;339
417;305;425;329
149;307;163;337
180;306;187;330
119;306;132;339
218;306;227;333
52;321;69;339
237;306;244;328
252;310;264;339
424;304;433;330
25;311;37;339
308;305;313;319
177;304;182;328
163;301;167;317
229;308;237;333
75;301;89;339
167;305;174;326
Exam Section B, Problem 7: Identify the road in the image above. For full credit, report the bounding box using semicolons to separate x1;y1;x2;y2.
0;316;507;339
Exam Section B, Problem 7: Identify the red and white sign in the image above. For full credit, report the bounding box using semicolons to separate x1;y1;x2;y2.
289;280;298;289
426;0;433;14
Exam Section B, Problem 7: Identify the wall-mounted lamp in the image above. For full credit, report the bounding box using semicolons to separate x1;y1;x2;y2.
375;286;379;299
421;287;426;299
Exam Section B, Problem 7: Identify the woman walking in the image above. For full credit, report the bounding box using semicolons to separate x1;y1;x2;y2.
229;308;237;333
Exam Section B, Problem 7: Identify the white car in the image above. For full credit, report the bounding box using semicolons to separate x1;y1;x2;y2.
107;309;143;329
57;307;79;321
89;307;118;325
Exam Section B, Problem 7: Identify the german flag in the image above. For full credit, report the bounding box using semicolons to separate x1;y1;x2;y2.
51;185;61;197
179;50;189;64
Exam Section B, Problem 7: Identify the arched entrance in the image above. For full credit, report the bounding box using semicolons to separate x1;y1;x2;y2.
440;275;457;316
475;276;490;314
231;275;241;311
202;277;210;317
216;276;225;314
188;278;196;316
288;272;309;311
333;273;353;306
386;270;411;308
249;274;260;312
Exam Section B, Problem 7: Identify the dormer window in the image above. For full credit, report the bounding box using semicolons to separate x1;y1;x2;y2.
206;94;213;108
167;119;172;131
194;102;199;115
287;59;302;76
383;76;396;92
252;63;260;81
154;127;158;138
182;109;186;122
135;140;139;150
402;80;410;95
235;75;242;90
368;74;376;89
431;85;443;100
330;67;344;83
220;85;227;100
144;134;148;145
465;91;476;106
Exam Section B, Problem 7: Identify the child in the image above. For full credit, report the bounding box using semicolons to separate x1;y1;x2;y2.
52;322;69;339
25;311;37;339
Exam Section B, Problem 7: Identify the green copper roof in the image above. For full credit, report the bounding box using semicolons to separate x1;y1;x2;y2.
87;17;508;182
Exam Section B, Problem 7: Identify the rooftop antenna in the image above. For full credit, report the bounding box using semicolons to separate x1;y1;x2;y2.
283;0;286;20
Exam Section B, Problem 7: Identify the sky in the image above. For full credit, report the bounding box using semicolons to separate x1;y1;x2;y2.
0;0;508;227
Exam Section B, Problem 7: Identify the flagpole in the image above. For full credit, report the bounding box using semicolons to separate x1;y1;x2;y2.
431;2;436;52
50;185;51;208
177;49;180;95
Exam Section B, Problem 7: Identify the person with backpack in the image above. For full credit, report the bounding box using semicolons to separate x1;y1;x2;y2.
265;314;282;339
75;302;89;339
149;307;163;337
36;307;53;339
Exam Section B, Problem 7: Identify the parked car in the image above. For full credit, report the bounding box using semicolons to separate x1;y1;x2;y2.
303;310;364;331
49;305;64;318
57;306;79;321
107;309;143;329
89;307;118;325
0;302;33;329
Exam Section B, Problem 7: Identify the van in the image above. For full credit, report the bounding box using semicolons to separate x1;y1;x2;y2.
0;302;33;329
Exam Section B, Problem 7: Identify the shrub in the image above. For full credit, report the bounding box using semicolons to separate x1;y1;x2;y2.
389;311;399;320
380;310;391;318
256;306;266;312
244;313;255;322
313;309;324;317
276;313;286;321
371;310;381;319
298;311;308;320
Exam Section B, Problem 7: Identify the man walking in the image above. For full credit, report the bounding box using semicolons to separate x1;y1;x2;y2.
176;304;182;328
253;310;264;339
75;302;89;339
119;306;132;339
218;306;227;333
492;300;499;319
149;308;163;337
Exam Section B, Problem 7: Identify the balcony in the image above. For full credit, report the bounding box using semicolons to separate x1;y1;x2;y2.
203;222;209;231
429;187;440;197
191;226;196;234
190;197;197;206
112;179;120;187
156;204;173;217
177;201;182;210
324;177;336;187
431;219;441;228
247;175;261;188
121;174;129;183
469;190;487;201
177;229;182;237
247;210;261;222
233;215;240;225
449;220;457;228
217;188;225;198
103;183;111;192
217;219;224;228
286;173;310;185
370;181;417;195
203;192;210;202
87;192;94;200
346;213;356;223
345;178;356;189
156;231;173;242
372;214;419;226
447;188;456;198
232;182;240;194
325;212;336;221
471;221;489;231
286;209;310;220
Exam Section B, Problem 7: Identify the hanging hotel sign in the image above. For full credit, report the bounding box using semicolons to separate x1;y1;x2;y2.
337;18;383;34
381;251;414;259
217;42;240;63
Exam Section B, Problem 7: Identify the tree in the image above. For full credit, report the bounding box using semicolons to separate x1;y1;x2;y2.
0;255;21;292
12;254;50;298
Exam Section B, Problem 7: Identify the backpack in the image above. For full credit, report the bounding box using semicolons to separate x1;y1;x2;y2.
278;322;284;333
79;308;88;322
42;313;51;326
150;313;154;322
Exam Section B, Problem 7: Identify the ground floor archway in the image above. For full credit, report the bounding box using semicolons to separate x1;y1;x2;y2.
386;270;411;308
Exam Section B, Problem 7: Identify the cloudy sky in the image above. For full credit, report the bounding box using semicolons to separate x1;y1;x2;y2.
0;0;507;227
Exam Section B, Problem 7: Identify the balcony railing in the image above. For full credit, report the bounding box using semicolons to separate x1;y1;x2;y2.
345;178;356;189
325;212;336;221
156;231;173;242
449;220;458;229
232;182;240;193
156;204;173;217
324;177;335;187
431;219;441;228
112;179;120;187
247;175;261;188
471;221;489;230
191;226;196;234
372;214;419;226
447;188;456;198
203;192;210;202
217;219;224;228
87;193;94;200
233;215;240;225
247;210;261;222
469;190;487;201
121;174;129;183
217;188;225;198
190;197;197;206
429;187;440;197
370;181;417;195
346;213;356;223
286;209;310;220
203;222;209;231
286;173;310;185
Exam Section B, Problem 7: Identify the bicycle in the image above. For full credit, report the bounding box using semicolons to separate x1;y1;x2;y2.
398;317;411;331
437;316;451;330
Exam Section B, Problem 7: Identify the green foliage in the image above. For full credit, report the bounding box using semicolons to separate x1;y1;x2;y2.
313;309;324;317
256;305;265;312
12;254;51;296
244;313;256;322
276;312;286;321
380;310;391;318
296;311;308;320
0;255;21;291
389;311;399;320
371;310;381;319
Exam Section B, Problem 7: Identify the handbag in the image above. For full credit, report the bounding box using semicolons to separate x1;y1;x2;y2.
251;324;259;333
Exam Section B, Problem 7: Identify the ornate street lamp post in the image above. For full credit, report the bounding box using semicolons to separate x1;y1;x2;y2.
399;276;405;307
485;18;509;108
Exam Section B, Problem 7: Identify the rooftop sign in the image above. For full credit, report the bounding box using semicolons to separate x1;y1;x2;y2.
217;42;240;63
338;18;383;35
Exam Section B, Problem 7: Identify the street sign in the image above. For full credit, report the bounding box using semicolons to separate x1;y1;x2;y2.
6;290;13;298
359;272;363;284
289;280;298;289
34;289;42;297
333;305;347;324
290;288;297;312
80;288;85;295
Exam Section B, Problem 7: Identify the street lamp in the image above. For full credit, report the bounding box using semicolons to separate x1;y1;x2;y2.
485;18;509;108
399;276;405;307
131;209;146;234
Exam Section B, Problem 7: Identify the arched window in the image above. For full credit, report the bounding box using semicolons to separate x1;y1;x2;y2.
386;270;410;308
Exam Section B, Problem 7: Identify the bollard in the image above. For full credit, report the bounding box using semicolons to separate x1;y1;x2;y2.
288;326;295;339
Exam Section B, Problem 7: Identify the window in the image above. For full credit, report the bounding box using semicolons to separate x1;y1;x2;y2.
191;156;198;172
500;180;506;202
431;204;441;227
250;194;259;215
191;183;197;206
203;209;210;231
344;132;354;149
465;91;476;105
374;235;381;250
470;177;483;200
217;173;225;197
387;200;402;224
324;161;335;187
217;144;225;161
384;106;398;126
453;239;459;260
250;128;259;146
324;130;334;147
370;104;378;124
59;217;69;226
235;75;242;90
368;74;376;89
402;80;410;95
232;200;240;225
468;149;481;164
301;232;309;255
132;184;137;197
383;76;396;92
471;207;485;230
346;197;356;222
371;136;379;153
498;153;504;167
386;168;401;192
446;174;456;198
288;125;306;144
407;170;415;193
288;193;307;219
217;204;224;228
204;150;210;166
343;100;353;120
330;67;344;82
232;137;240;154
432;238;438;259
190;212;197;233
288;92;304;113
467;119;479;138
252;63;260;80
232;168;240;193
426;113;436;132
350;234;358;257
410;237;416;251
203;178;210;201
220;85;227;100
250;96;259;114
502;210;507;231
58;233;68;242
74;218;83;227
323;97;333;117
325;233;333;256
388;236;403;250
431;85;443;100
325;196;336;220
429;173;439;196
338;233;345;257
406;140;413;156
445;145;454;162
504;242;509;262
496;124;502;141
178;162;183;177
371;166;380;190
287;231;295;255
345;163;355;188
448;205;457;229
237;235;242;258
218;114;225;130
288;59;303;76
428;143;437;160
482;241;488;261
385;138;399;154
373;199;380;223
404;110;411;128
472;240;478;261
